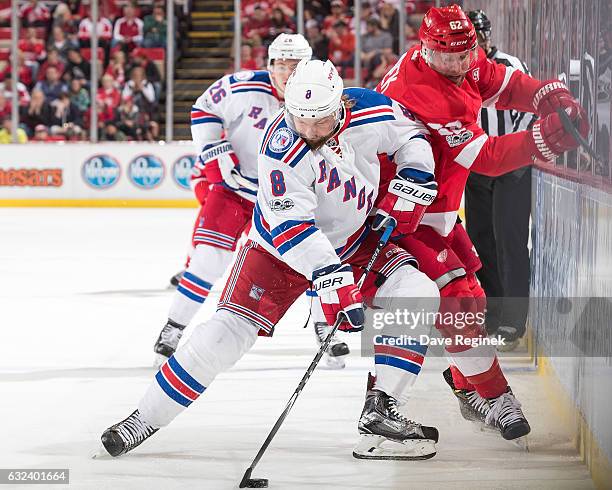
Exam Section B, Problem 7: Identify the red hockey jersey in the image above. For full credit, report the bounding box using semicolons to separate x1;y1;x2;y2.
377;46;541;235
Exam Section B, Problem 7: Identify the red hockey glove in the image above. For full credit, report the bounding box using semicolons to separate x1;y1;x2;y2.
532;80;582;118
312;264;364;332
531;105;589;161
373;169;437;237
199;139;241;189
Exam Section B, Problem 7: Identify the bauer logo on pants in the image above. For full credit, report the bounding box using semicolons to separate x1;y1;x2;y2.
82;155;121;189
128;155;165;189
172;155;196;190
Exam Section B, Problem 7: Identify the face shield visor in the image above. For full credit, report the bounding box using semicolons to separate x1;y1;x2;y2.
422;44;478;79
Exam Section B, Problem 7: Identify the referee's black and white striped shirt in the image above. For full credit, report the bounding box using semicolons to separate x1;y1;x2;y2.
480;47;538;136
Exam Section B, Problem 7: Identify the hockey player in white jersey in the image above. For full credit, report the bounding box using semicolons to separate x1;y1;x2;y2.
102;60;441;462
153;34;349;369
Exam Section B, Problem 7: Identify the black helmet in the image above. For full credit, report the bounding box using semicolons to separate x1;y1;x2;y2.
467;10;491;33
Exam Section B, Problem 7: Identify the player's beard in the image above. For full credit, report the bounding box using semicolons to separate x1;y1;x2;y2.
302;124;341;150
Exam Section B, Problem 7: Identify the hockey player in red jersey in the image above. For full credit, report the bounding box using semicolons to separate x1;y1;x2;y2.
374;4;589;441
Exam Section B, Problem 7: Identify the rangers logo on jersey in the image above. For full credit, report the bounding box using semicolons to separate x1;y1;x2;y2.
249;284;265;300
269;127;295;153
427;121;474;148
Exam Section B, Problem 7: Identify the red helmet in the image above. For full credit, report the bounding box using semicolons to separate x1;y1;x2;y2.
419;4;477;53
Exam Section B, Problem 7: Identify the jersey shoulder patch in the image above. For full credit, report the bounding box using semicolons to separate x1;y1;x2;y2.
345;88;395;129
260;114;310;168
229;70;273;96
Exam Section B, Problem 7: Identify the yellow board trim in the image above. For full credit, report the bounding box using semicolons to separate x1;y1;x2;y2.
538;355;612;489
0;199;199;208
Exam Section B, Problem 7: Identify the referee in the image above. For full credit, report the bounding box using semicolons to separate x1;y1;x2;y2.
465;10;537;350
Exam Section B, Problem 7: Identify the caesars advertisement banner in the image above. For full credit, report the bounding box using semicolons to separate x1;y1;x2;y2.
0;143;199;206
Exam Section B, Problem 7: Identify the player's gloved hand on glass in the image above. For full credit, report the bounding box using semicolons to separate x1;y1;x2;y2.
200;139;241;190
532;104;589;160
312;264;365;332
372;168;438;237
533;80;583;118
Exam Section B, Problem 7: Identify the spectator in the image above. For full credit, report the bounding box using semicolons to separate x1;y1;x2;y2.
101;121;127;141
379;0;400;54
34;65;67;102
129;49;162;97
64;48;91;82
112;3;144;53
268;7;296;38
1;78;31;107
362;18;393;72
68;77;90;112
48;26;79;62
305;19;329;61
19;89;53;134
143;5;167;48
78;13;113;51
270;0;295;18
242;4;271;46
97;73;121;110
122;66;156;115
405;20;419;49
328;20;355;69
19;0;51;28
18;27;47;63
239;44;259;70
0;116;28;143
116;95;140;139
369;50;398;87
38;48;66;81
323;0;351;35
50;91;83;134
359;2;377;34
0;91;10;119
0;53;36;89
104;50;127;88
32;124;53;141
92;97;117;129
52;2;79;37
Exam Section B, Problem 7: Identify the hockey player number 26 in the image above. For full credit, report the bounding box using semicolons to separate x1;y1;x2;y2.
270;170;286;196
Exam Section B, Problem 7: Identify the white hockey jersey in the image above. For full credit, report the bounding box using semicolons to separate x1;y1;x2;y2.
190;70;282;201
250;87;435;279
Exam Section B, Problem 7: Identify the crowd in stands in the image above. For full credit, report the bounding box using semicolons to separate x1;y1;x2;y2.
240;0;433;87
0;0;168;142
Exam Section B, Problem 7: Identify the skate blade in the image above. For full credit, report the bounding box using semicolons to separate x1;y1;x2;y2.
353;435;436;460
91;444;111;459
508;435;529;452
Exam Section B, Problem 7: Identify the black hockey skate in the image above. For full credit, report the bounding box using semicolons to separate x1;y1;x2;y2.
168;270;184;289
354;389;438;460
495;325;522;352
101;410;159;457
154;319;186;366
313;321;350;369
485;388;531;440
443;367;490;425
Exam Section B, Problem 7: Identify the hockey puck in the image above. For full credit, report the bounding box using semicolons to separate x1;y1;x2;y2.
244;478;268;488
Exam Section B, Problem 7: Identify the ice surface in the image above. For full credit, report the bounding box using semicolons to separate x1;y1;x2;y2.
0;209;594;489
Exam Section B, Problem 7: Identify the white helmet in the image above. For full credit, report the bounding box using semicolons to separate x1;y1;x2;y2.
284;59;344;119
267;33;312;65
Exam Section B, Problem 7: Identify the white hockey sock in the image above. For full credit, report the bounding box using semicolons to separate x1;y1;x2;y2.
371;266;439;405
139;310;258;427
169;244;234;326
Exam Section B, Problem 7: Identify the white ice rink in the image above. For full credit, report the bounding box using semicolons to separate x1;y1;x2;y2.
0;208;596;489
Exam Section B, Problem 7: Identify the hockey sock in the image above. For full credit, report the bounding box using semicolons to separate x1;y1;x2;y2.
169;244;234;326
139;310;258;427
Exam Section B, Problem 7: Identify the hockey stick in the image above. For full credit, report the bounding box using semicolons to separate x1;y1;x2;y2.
556;107;603;165
239;223;395;489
